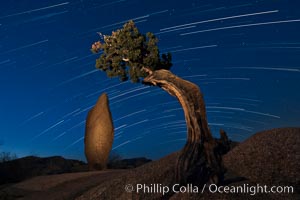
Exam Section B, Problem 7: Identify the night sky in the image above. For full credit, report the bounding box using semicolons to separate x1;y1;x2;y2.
0;0;299;161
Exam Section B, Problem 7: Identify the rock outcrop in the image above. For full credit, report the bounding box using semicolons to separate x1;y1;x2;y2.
1;128;298;200
224;127;300;187
108;157;152;169
75;128;299;200
85;93;114;170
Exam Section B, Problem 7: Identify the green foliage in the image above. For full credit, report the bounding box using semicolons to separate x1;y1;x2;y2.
91;20;172;83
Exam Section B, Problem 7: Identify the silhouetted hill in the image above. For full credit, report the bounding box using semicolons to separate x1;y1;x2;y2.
0;155;152;186
0;156;88;185
108;157;152;169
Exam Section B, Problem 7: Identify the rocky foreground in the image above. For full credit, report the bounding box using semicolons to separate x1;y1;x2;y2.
0;127;299;200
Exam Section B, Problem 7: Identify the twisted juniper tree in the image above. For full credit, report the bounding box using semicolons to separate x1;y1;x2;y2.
91;20;223;185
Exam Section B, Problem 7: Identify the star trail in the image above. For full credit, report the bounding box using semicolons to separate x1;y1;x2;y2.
0;0;299;161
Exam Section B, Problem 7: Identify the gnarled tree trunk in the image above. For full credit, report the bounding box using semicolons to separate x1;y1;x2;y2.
143;68;224;185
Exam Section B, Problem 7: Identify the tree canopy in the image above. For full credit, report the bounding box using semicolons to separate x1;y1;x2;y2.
90;21;224;185
91;20;172;83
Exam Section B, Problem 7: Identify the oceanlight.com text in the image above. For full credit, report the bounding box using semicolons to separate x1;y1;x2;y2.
124;183;294;196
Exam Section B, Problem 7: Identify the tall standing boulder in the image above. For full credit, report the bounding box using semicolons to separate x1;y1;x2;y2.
85;93;114;170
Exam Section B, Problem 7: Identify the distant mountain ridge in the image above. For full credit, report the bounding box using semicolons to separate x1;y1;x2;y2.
0;155;152;185
108;157;152;169
0;156;88;185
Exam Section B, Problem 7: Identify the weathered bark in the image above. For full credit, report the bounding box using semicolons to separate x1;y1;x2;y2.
217;129;231;155
143;68;223;185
